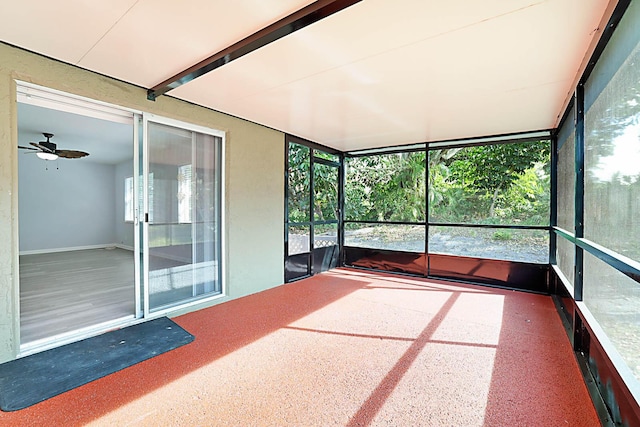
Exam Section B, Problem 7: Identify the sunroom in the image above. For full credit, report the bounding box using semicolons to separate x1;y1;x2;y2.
0;0;638;424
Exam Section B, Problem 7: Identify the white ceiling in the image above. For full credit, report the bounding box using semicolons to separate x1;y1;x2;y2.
1;0;611;152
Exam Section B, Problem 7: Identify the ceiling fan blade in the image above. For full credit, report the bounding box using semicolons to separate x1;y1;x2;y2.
56;150;90;159
18;145;38;151
29;142;55;153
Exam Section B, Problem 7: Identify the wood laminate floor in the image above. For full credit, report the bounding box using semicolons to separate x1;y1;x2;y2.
19;248;135;344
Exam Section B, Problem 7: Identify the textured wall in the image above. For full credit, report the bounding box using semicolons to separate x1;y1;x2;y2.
0;46;19;362
0;42;284;362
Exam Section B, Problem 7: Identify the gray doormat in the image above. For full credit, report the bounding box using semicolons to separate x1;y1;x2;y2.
0;316;194;411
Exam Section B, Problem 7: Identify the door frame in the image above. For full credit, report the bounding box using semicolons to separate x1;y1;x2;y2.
15;83;227;356
284;135;343;282
16;81;142;356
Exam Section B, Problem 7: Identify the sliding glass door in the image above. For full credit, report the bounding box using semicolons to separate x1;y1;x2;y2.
142;116;223;313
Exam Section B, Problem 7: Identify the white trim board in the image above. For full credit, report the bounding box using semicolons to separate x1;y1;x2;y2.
19;314;137;358
16;80;140;125
19;244;129;256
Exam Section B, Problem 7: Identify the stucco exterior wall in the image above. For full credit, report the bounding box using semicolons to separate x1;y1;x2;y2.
0;42;284;362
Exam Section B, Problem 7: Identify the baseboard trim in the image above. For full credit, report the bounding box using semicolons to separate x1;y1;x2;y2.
19;244;128;256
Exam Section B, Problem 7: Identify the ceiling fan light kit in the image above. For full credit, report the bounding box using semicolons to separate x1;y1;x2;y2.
18;132;89;160
35;151;58;161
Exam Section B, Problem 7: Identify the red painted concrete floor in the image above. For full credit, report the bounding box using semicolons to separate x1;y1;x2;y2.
1;268;599;426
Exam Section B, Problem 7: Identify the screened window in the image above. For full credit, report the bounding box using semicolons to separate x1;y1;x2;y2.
557;108;575;234
344;151;425;253
581;0;640;384
346;152;425;223
583;252;640;382
344;223;425;253
429;141;550;226
288;143;310;224
584;18;640;262
342;140;550;263
314;162;338;222
555;107;576;286
428;141;550;263
429;226;548;263
556;236;575;286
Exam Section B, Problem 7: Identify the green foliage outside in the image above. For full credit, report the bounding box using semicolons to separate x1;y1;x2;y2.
289;140;550;231
345;152;426;222
287;143;339;224
287;143;311;224
429;141;550;225
345;140;550;227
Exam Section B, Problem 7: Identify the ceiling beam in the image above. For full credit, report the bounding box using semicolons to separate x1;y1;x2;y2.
147;0;362;101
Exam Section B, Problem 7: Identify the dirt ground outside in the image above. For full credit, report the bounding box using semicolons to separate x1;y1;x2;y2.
344;224;549;264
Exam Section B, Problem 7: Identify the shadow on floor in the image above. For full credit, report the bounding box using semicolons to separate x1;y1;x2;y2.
0;268;599;426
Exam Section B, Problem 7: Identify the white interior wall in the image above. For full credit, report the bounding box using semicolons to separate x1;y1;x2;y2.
18;154;117;253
